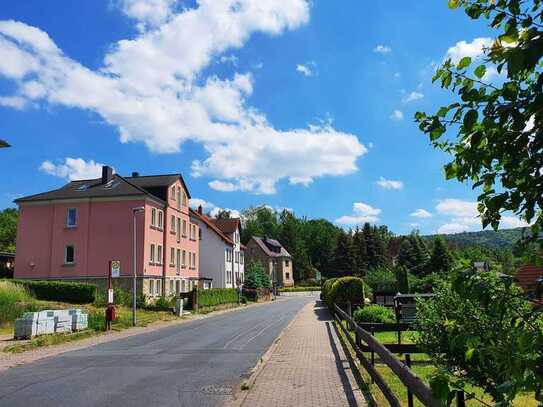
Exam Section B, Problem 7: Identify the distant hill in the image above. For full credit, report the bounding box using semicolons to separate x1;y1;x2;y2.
423;227;528;250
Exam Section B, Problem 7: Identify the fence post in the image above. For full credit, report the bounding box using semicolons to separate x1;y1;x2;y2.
405;354;414;407
370;326;375;367
456;390;465;407
192;287;199;312
347;301;352;330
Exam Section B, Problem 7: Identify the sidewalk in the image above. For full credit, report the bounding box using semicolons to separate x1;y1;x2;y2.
234;301;367;407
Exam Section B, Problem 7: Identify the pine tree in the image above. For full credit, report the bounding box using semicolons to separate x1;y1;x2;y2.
428;237;454;275
330;231;355;277
408;233;430;276
397;239;415;271
395;265;409;293
352;227;367;276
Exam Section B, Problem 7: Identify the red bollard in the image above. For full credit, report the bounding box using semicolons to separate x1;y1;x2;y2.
105;304;116;331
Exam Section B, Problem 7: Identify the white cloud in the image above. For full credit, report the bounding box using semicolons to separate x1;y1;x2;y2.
402;91;424;103
445;37;492;64
119;0;177;30
373;45;391;54
376;177;403;190
410;209;432;218
219;54;238;65
390;110;404;121
189;197;240;218
335;202;381;225
0;2;367;195
437;223;471;234
436;198;478;218
0;95;26;109
39;158;107;181
296;61;316;77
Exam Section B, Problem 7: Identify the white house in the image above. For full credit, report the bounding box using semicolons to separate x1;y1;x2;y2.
191;207;245;288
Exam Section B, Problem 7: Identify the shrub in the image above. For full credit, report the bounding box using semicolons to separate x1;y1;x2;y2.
0;280;38;325
12;279;96;303
353;305;395;324
153;296;173;311
199;288;238;308
321;277;337;305
364;268;397;292
328;277;366;308
244;262;271;289
409;273;444;293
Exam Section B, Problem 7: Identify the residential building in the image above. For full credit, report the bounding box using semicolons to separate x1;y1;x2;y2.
14;166;199;298
245;237;294;287
515;264;543;296
192;207;245;288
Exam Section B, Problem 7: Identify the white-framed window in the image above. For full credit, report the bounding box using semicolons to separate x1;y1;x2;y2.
66;208;77;228
192;253;196;269
176;187;181;209
240;252;244;264
171;186;176;201
151;208;157;227
64;245;75;264
150;244;156;263
158;210;163;229
285;259;290;267
150;279;155;295
190;224;195;240
170;247;175;265
188;251;193;268
169;280;174;294
157;245;163;265
235;252;239;263
182;220;187;237
182;250;186;267
177;218;181;242
156;279;162;295
171;215;176;233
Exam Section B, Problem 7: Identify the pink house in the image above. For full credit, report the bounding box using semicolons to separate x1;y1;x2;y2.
14;166;200;299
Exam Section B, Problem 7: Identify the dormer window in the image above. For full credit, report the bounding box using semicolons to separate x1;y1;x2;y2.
66;208;77;228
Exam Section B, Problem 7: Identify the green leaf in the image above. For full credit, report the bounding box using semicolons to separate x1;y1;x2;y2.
429;373;451;404
448;0;460;8
457;56;472;70
474;64;486;79
465;347;476;361
463;109;478;131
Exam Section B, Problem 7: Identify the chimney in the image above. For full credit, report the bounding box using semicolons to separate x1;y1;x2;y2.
131;171;139;177
198;205;203;215
101;166;113;184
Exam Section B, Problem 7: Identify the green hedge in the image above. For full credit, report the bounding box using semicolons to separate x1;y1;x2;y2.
279;286;321;292
12;280;96;304
198;288;238;308
328;276;366;308
353;305;396;324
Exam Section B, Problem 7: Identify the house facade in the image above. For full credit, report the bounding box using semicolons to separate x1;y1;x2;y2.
245;237;294;287
192;207;245;288
14;166;200;298
515;264;543;296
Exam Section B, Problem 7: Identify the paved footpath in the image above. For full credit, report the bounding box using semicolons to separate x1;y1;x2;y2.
233;301;366;407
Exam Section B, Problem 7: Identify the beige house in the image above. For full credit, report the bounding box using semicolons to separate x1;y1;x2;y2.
245;237;294;287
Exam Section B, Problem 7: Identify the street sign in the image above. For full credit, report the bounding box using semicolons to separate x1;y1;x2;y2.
111;260;121;278
108;288;114;304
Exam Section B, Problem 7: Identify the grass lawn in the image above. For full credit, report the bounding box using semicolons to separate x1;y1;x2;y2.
337;321;538;407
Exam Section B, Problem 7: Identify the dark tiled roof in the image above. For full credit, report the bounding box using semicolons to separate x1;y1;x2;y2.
126;174;191;198
515;264;543;291
252;236;291;258
190;208;234;246
211;218;240;234
15;175;157;203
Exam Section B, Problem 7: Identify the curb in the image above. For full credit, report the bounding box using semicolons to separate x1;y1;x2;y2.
226;301;308;407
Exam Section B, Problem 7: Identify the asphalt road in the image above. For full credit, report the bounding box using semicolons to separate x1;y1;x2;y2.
0;297;313;407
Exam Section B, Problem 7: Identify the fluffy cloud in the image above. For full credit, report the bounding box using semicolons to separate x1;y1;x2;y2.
402;91;424;103
410;209;432;218
296;63;314;77
445;37;492;64
390;110;404;121
435;198;529;234
376;177;403;190
39;158;107;181
373;45;391;54
0;1;367;195
335;202;381;225
189;197;240;218
0;95;26;109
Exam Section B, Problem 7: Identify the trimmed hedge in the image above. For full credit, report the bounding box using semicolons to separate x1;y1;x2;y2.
353;305;395;324
328;276;366;308
321;278;338;305
198;288;238;308
11;280;96;304
279;286;321;292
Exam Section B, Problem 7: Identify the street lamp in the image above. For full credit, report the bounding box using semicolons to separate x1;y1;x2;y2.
132;206;145;326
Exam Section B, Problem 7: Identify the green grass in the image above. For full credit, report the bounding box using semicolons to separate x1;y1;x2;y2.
0;281;39;328
337;321;538;407
4;330;97;353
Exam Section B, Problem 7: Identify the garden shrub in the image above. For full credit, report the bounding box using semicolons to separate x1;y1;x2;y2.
321;277;337;304
244;262;271;289
12;279;96;303
364;268;397;293
0;280;38;325
328;276;366;308
353;305;395;324
198;288;238;308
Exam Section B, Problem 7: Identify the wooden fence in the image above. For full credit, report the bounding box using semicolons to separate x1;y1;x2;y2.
334;304;465;407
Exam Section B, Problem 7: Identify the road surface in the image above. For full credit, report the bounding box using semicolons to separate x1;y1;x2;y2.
0;297;312;407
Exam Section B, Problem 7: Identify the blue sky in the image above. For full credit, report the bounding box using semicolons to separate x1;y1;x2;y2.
0;0;528;235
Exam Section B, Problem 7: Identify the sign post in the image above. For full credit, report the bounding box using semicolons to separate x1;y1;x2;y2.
106;260;120;331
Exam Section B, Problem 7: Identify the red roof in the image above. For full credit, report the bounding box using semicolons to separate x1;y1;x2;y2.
515;264;543;292
190;208;234;246
211;218;240;234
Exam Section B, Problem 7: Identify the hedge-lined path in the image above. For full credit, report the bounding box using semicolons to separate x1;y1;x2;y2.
0;297;311;407
232;301;367;407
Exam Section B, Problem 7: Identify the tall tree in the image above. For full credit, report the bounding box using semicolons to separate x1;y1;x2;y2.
330;230;355;278
409;233;430;275
0;208;17;252
215;209;231;219
352;227;368;276
415;0;543;246
278;210;311;281
428;237;454;275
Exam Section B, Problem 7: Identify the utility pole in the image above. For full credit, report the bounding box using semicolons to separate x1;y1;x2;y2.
132;206;145;326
